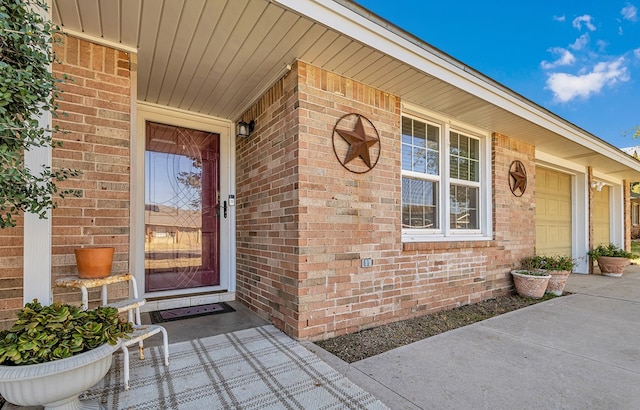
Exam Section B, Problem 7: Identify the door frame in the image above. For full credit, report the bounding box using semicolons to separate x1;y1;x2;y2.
132;102;236;302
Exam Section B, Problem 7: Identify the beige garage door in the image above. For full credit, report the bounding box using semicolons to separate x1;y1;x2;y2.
592;186;610;247
536;168;572;256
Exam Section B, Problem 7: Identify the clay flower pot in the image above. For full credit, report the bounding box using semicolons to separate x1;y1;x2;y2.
596;256;629;278
74;247;114;279
545;270;571;296
511;270;551;299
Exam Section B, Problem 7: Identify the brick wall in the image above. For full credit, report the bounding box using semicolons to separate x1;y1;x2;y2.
51;36;132;305
235;63;301;334
0;221;23;329
236;61;537;340
0;36;131;328
492;133;537;279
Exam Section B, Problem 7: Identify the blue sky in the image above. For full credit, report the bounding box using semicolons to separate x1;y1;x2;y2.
356;0;640;149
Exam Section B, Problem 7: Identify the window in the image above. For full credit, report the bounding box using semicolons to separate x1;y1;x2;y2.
633;203;640;226
449;131;480;230
401;114;490;241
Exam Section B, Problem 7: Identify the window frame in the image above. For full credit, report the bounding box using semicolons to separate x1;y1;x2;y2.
401;108;492;243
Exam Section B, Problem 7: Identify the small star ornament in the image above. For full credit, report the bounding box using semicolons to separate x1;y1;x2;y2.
509;160;527;197
332;114;381;173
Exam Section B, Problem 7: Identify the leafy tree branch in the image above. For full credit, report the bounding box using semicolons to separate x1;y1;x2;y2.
0;0;79;229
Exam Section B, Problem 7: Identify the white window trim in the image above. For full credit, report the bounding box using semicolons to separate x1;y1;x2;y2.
401;105;492;242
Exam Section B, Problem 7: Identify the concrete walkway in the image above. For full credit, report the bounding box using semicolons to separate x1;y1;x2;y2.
308;267;640;409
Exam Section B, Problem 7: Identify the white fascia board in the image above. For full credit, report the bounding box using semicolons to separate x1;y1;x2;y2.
61;28;138;54
274;0;640;172
535;151;585;175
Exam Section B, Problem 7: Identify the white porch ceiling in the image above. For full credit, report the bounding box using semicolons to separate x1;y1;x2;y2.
51;0;640;179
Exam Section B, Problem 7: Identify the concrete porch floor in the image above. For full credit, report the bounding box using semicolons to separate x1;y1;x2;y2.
139;300;269;348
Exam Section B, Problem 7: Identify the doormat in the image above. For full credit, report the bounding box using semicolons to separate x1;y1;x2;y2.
149;302;235;323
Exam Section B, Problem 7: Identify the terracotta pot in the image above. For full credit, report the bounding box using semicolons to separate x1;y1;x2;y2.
545;270;571;296
596;256;629;277
74;247;114;279
511;270;551;299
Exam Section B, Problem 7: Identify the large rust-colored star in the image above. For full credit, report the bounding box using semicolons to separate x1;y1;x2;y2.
509;161;527;196
335;116;378;168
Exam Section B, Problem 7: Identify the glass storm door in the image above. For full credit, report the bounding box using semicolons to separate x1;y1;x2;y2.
144;122;220;292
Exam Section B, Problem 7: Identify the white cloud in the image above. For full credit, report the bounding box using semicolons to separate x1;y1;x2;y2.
572;15;597;31
570;33;590;50
553;15;566;22
635;47;640;58
621;4;638;21
541;48;576;69
596;40;608;52
545;58;629;102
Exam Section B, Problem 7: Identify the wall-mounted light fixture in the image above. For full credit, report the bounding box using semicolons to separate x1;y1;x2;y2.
236;120;255;138
590;181;606;191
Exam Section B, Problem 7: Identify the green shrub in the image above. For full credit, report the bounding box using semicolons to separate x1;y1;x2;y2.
587;243;637;260
512;269;549;277
0;300;132;366
0;0;80;228
521;254;576;271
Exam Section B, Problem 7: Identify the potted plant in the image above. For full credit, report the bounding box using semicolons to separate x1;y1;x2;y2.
0;300;132;409
587;243;637;277
511;261;552;299
521;255;576;296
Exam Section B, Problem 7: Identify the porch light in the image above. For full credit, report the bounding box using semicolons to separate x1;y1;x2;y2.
236;120;255;138
590;181;606;191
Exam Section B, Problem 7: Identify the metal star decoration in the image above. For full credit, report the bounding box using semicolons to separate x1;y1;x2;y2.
509;160;527;197
335;116;378;168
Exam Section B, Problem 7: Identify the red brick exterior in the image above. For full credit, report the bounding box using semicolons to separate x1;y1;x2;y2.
235;65;301;335
51;37;132;305
0;222;23;329
0;36;132;329
0;37;597;340
236;62;536;340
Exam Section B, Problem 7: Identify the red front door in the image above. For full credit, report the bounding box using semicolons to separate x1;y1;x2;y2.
144;122;220;292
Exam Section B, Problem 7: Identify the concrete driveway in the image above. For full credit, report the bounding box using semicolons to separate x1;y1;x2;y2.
308;267;640;409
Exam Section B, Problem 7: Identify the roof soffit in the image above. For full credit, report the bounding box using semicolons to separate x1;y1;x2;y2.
51;0;640;179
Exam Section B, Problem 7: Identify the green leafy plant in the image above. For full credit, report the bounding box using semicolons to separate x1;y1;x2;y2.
512;269;549;277
0;300;132;366
521;254;576;271
0;0;80;229
588;243;637;260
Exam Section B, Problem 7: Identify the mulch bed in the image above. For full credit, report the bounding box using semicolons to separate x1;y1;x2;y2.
315;293;558;363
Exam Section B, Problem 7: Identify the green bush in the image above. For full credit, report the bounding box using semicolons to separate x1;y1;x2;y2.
0;0;79;228
521;254;576;271
0;300;132;366
587;243;637;260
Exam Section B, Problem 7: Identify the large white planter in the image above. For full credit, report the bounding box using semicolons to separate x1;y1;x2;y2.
0;341;120;410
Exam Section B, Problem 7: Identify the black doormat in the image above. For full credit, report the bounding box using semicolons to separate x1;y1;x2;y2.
149;302;236;323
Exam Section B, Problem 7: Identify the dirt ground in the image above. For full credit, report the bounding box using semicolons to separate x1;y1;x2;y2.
315;293;557;363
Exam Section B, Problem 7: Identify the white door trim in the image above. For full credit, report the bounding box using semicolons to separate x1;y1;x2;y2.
132;102;236;304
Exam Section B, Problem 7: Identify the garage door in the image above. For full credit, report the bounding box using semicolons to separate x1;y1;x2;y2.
592;185;610;246
536;168;572;256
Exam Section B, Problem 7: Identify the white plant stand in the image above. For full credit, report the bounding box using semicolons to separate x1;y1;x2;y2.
56;274;169;390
